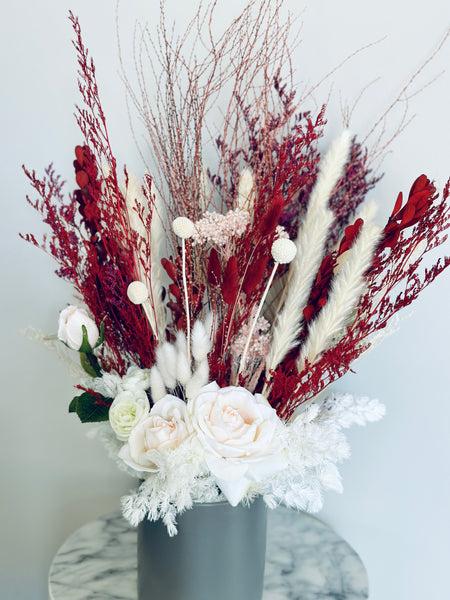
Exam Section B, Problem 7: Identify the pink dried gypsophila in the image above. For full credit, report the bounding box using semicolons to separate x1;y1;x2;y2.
191;209;250;247
275;225;289;239
230;317;271;360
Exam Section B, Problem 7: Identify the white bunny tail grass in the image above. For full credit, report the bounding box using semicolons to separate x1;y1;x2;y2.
155;342;178;389
191;319;212;362
149;365;167;402
266;130;352;375
298;221;382;370
185;359;210;400
175;330;192;385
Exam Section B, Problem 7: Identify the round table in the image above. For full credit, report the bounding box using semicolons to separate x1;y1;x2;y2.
49;507;368;599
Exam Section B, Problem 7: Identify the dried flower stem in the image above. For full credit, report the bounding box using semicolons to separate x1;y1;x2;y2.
239;262;278;376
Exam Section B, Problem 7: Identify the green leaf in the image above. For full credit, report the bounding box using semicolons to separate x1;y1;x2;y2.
69;391;112;423
94;320;105;348
80;352;101;377
78;324;93;354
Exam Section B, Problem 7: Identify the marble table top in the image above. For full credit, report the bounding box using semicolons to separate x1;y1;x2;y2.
49;507;368;600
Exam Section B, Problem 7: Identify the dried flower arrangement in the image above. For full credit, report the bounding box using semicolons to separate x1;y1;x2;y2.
22;1;450;533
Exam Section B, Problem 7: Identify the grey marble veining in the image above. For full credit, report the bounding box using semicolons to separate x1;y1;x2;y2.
49;507;368;600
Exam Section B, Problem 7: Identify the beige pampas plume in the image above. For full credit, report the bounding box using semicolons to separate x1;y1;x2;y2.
298;220;382;370
148;178;166;336
125;173;166;340
266;130;352;376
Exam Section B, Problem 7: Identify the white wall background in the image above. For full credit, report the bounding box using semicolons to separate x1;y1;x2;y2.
1;1;449;599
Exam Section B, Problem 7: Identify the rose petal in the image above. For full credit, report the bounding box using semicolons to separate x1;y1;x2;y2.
118;443;158;473
214;476;251;507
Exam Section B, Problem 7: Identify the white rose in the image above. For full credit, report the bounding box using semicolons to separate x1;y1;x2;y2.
188;382;286;506
121;366;152;391
109;390;150;441
57;305;99;350
118;395;190;472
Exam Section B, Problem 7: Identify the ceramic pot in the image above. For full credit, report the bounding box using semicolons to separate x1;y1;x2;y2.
137;497;267;600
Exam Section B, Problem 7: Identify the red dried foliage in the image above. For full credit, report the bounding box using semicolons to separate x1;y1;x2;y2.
207;248;221;287
270;175;450;418
21;15;159;374
302;254;337;324
379;174;436;250
161;257;178;282
22;7;450;422
302;218;363;327
338;218;364;254
242;254;270;295
258;194;285;237
221;256;239;305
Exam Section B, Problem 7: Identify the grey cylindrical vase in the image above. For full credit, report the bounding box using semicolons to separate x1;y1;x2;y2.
137;498;267;600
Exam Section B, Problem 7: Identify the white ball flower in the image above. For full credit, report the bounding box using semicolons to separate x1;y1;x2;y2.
57;305;99;351
109;390;150;441
271;238;297;264
127;281;149;304
118;395;190;472
172;216;195;239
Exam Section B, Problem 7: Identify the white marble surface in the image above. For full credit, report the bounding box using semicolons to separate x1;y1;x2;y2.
49;507;368;600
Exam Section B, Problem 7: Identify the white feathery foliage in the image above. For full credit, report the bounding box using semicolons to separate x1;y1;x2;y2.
108;392;384;531
298;220;382;369
88;370;124;398
121;436;223;535
266;130;352;373
261;393;385;513
322;393;386;428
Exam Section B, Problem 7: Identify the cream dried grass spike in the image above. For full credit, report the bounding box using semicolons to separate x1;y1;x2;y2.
265;130;352;380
